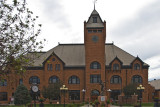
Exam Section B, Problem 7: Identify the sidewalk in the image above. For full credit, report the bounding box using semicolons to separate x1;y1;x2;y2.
81;105;152;107
81;104;120;107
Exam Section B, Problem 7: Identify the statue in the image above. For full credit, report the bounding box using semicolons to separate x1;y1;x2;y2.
99;80;105;96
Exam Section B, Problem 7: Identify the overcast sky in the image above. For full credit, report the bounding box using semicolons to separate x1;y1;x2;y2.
27;0;160;81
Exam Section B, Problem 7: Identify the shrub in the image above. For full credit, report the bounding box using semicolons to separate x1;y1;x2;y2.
14;84;31;105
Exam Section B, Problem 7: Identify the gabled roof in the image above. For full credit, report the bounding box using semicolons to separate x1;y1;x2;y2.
109;56;123;66
149;79;160;90
29;43;149;67
131;56;144;65
42;51;65;65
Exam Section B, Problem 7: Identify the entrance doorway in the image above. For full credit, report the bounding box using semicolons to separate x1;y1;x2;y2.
91;90;100;101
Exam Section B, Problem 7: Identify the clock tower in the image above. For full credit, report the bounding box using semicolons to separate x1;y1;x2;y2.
84;9;106;99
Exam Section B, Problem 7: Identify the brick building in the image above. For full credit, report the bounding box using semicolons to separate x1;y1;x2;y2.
149;79;160;100
0;9;155;104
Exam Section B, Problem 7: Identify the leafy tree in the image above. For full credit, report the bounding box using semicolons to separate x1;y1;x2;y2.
0;0;45;78
123;83;138;97
14;84;32;106
42;82;62;103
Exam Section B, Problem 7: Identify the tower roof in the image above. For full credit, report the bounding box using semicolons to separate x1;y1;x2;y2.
86;9;104;28
91;9;99;15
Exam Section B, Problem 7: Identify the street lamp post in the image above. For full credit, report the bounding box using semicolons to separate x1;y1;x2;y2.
107;89;112;100
82;89;86;102
60;85;68;107
31;84;39;107
137;84;145;107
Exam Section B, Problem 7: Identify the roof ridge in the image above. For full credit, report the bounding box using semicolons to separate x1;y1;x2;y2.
58;43;114;45
28;52;46;53
59;43;84;45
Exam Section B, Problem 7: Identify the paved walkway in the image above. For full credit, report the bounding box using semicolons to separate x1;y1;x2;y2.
81;105;153;107
81;104;120;107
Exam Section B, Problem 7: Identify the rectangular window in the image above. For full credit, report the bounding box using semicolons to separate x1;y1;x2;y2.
50;64;53;70
47;64;52;71
88;30;92;33
0;92;7;101
0;80;7;86
98;30;102;32
93;30;97;33
93;17;97;23
90;75;101;83
55;64;60;71
47;64;50;71
69;90;80;100
19;79;23;85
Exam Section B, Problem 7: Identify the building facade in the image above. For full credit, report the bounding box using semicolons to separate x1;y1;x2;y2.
0;9;155;104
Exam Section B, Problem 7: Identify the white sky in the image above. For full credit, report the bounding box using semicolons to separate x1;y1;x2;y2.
27;0;160;81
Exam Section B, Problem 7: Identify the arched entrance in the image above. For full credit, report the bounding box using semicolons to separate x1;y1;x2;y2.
91;90;100;101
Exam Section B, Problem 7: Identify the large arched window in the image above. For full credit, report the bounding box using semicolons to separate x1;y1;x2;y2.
110;75;121;84
49;76;59;84
29;76;40;84
68;76;80;84
132;75;142;83
113;64;119;70
0;79;7;86
134;63;140;70
90;61;101;69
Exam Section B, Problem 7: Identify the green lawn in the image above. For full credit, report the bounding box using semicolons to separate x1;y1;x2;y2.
1;104;84;107
113;102;154;106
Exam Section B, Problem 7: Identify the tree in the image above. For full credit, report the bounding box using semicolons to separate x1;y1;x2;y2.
14;84;32;106
42;82;62;103
0;0;45;78
123;83;138;97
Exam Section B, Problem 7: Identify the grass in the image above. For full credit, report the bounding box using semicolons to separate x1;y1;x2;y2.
112;102;154;106
0;104;84;107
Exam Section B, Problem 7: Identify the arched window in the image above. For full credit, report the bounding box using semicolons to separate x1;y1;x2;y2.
0;79;7;86
134;63;140;70
132;75;142;83
68;76;80;84
110;75;121;84
90;62;101;69
29;76;40;84
49;76;59;84
113;64;119;70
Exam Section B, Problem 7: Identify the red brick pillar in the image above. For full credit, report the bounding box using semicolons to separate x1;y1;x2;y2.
131;95;138;105
98;96;107;107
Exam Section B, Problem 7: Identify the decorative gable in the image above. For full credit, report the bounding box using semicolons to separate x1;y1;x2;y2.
131;56;144;70
109;56;123;70
42;51;65;71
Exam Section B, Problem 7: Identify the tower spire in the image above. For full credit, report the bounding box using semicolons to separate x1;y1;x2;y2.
94;0;97;10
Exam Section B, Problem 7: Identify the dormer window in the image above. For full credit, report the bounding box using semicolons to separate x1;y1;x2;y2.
113;64;119;70
134;63;140;70
93;17;97;23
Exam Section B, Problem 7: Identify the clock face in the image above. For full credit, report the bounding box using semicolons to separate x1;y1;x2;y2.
92;35;99;42
32;86;38;92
